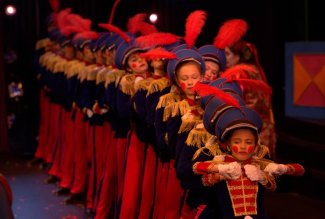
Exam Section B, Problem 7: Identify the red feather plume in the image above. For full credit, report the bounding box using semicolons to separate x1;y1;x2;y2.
127;13;147;34
73;31;99;40
135;32;180;48
139;47;176;60
56;8;72;31
98;23;131;43
214;18;248;49
230;78;272;100
67;14;92;32
221;64;257;80
61;26;85;36
127;13;157;35
184;10;207;49
192;82;240;108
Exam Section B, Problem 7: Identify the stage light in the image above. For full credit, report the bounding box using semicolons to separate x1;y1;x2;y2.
5;5;16;16
149;13;158;24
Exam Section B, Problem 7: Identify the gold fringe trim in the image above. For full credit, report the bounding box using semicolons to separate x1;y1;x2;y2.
178;118;201;133
35;38;50;50
135;77;153;92
147;77;170;96
186;128;211;148
156;92;181;110
65;60;80;78
104;69;125;87
96;66;110;84
86;65;98;81
163;99;188;121
192;136;223;160
53;59;68;73
78;68;88;82
119;74;136;96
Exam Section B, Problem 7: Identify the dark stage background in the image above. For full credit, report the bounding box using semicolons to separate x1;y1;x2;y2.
0;0;324;200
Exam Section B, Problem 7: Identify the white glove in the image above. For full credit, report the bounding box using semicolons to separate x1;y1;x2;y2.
86;109;94;118
264;163;288;176
100;108;109;115
217;162;242;180
244;164;266;183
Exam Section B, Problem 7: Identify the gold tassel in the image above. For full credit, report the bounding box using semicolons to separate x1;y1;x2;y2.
119;74;136;96
156;92;181;110
105;69;125;87
135;77;153;92
178;118;200;133
96;66;111;84
192;135;223;160
147;77;170;96
186;128;212;148
35;38;50;50
86;65;98;81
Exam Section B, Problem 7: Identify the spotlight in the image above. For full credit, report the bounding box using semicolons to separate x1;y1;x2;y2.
5;5;17;16
149;13;158;24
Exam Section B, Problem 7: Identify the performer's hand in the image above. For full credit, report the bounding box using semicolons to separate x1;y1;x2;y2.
244;164;267;184
264;163;288;176
216;162;241;180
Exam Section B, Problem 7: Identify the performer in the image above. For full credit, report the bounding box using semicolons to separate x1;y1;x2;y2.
192;95;304;219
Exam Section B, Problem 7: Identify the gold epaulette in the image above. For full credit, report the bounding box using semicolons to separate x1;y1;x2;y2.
47;55;62;72
192;135;223;160
156;92;180;110
40;51;54;68
86;64;98;81
119;74;136;96
147;77;170;96
96;66;111;85
163;99;190;121
185;127;212;148
53;58;68;73
38;52;47;67
178;105;204;133
135;77;153;92
65;60;79;78
35;38;50;50
78;68;88;82
104;69;125;87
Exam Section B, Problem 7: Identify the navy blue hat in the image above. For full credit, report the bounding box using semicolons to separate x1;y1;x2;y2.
48;28;61;41
214;106;262;142
202;93;245;134
115;34;145;69
198;45;226;71
167;48;205;84
91;32;110;52
163;38;186;51
209;77;243;97
102;33;124;51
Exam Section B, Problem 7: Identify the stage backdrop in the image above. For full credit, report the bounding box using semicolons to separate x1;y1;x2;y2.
285;42;325;119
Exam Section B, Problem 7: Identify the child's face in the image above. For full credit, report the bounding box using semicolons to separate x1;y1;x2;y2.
176;62;202;99
228;128;256;161
126;52;148;74
203;60;220;81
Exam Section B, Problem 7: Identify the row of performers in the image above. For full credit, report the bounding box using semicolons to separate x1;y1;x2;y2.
33;11;303;219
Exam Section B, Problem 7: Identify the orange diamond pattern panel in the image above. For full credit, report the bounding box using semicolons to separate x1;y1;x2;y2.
294;54;325;107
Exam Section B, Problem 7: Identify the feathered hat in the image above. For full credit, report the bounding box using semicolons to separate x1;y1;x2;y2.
99;13;157;69
166;10;207;84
